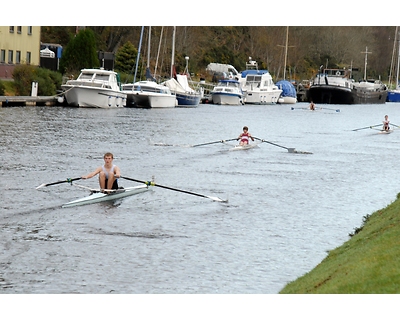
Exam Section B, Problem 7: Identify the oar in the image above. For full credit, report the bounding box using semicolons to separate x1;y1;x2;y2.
191;138;237;147
320;107;340;112
291;106;340;112
120;176;227;202
391;123;400;128
253;137;312;154
36;177;82;189
352;124;382;131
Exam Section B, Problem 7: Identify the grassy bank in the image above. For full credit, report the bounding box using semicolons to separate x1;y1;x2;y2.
280;193;400;293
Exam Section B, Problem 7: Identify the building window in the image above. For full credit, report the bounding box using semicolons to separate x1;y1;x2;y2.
1;50;5;63
26;52;31;64
17;26;22;34
9;26;14;33
8;50;13;64
16;51;21;64
28;26;32;35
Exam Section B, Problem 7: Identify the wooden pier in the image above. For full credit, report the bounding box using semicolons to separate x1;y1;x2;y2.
0;96;62;107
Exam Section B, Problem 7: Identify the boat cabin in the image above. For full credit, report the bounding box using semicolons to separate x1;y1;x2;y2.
67;68;121;91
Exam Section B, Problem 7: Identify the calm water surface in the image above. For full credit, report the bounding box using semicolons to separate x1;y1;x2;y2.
2;102;400;294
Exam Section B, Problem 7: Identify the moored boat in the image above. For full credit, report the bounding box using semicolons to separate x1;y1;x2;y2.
162;27;202;108
387;27;400;102
211;79;244;105
122;80;177;108
163;75;202;107
238;58;282;105
387;89;400;102
308;68;354;104
276;80;297;104
351;80;388;104
61;68;126;108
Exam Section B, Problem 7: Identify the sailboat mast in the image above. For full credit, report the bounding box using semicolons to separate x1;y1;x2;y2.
133;26;144;83
147;26;151;69
171;26;176;78
284;26;288;80
396;28;400;89
154;26;164;78
389;26;398;88
361;46;372;81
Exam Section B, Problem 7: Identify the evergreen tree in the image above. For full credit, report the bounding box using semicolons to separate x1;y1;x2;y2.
114;41;138;74
59;28;100;75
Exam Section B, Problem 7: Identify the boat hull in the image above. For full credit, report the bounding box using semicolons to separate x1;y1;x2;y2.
148;94;177;108
387;90;400;102
276;80;297;104
211;92;243;105
351;85;388;104
229;144;259;151
278;96;297;104
175;92;201;107
243;90;282;104
378;129;393;134
62;185;150;208
61;85;127;108
130;92;177;108
308;85;353;104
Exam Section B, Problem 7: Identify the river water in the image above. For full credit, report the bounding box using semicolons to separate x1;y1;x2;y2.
1;102;400;296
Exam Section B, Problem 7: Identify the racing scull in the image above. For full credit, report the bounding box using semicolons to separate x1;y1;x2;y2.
62;185;151;208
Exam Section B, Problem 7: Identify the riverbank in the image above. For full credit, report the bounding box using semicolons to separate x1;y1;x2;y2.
280;192;400;293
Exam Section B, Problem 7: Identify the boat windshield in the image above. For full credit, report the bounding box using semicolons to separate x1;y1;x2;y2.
94;74;110;82
79;73;94;80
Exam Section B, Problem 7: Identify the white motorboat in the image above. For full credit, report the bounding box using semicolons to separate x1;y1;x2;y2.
238;58;282;104
122;80;177;108
62;185;151;208
211;79;244;105
61;68;127;108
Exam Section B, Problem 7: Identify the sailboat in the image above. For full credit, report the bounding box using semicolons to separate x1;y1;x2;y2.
387;27;400;102
122;26;177;108
162;26;202;107
276;26;297;104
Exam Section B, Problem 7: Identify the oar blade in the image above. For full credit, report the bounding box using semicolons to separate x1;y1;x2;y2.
35;177;82;189
207;195;228;202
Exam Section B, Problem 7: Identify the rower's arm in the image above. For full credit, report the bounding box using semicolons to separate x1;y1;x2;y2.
82;167;101;179
114;166;121;178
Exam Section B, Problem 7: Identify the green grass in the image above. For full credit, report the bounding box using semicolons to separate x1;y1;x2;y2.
280;193;400;293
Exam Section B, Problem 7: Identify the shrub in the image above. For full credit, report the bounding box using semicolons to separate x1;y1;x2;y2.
0;81;5;95
13;64;62;96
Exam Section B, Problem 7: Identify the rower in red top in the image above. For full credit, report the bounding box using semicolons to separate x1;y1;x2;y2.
237;126;255;145
383;114;390;131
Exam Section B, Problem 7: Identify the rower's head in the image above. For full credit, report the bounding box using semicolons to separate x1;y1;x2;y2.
104;152;114;160
243;126;248;131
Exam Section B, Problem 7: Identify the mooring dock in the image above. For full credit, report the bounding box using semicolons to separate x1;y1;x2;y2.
0;96;61;107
